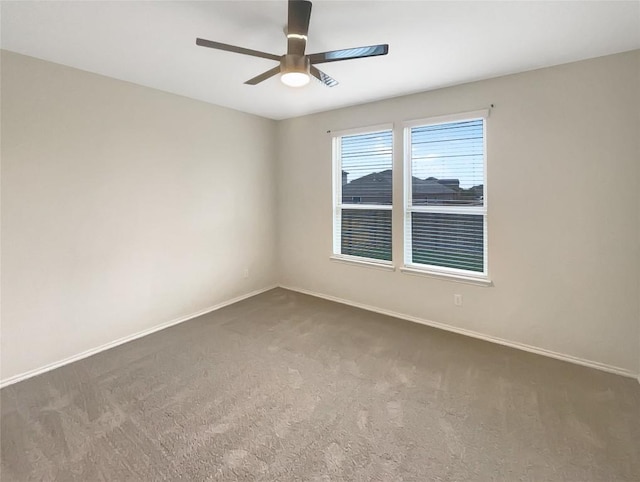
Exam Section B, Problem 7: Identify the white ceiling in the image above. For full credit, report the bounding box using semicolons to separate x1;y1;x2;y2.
2;1;639;120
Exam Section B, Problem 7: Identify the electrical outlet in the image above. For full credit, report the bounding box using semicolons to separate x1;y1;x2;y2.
243;268;249;279
454;294;463;307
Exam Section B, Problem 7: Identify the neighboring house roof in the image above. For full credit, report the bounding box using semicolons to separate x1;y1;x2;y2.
342;170;483;207
343;169;393;195
413;178;457;196
343;169;461;200
341;170;485;209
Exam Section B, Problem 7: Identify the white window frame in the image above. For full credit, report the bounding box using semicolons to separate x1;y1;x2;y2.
331;123;394;269
402;110;490;283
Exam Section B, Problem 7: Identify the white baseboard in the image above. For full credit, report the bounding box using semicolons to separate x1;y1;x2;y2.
3;283;637;388
280;284;639;380
0;285;278;389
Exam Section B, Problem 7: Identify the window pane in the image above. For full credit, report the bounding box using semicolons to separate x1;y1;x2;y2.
411;120;483;206
341;209;392;261
411;212;483;272
341;131;393;205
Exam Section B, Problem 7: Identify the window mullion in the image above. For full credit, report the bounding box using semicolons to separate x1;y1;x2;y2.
408;205;485;216
339;204;393;210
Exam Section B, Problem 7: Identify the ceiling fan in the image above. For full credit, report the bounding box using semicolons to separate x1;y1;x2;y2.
196;0;389;88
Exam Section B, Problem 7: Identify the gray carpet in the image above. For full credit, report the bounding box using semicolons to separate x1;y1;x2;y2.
1;288;639;481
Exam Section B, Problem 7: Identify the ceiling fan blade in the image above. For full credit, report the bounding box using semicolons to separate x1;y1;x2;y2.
244;66;282;85
310;65;338;87
308;44;389;64
287;0;312;56
196;38;280;61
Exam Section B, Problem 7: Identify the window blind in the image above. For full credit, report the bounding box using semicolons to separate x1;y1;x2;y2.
406;116;486;275
410;120;484;206
411;212;484;272
341;209;392;261
334;129;393;262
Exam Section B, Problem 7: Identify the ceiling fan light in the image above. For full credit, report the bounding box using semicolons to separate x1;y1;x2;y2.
281;71;310;87
286;33;307;41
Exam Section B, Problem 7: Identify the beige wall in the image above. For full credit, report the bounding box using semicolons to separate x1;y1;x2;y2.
2;50;639;383
277;50;640;374
1;51;278;380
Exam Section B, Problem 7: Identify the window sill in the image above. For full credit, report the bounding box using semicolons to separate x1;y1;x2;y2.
400;266;493;286
330;255;396;272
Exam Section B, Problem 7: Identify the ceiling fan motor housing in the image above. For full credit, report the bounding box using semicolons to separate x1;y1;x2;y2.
281;54;310;75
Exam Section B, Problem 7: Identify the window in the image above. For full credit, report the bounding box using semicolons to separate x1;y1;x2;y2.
332;126;393;265
404;110;488;279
